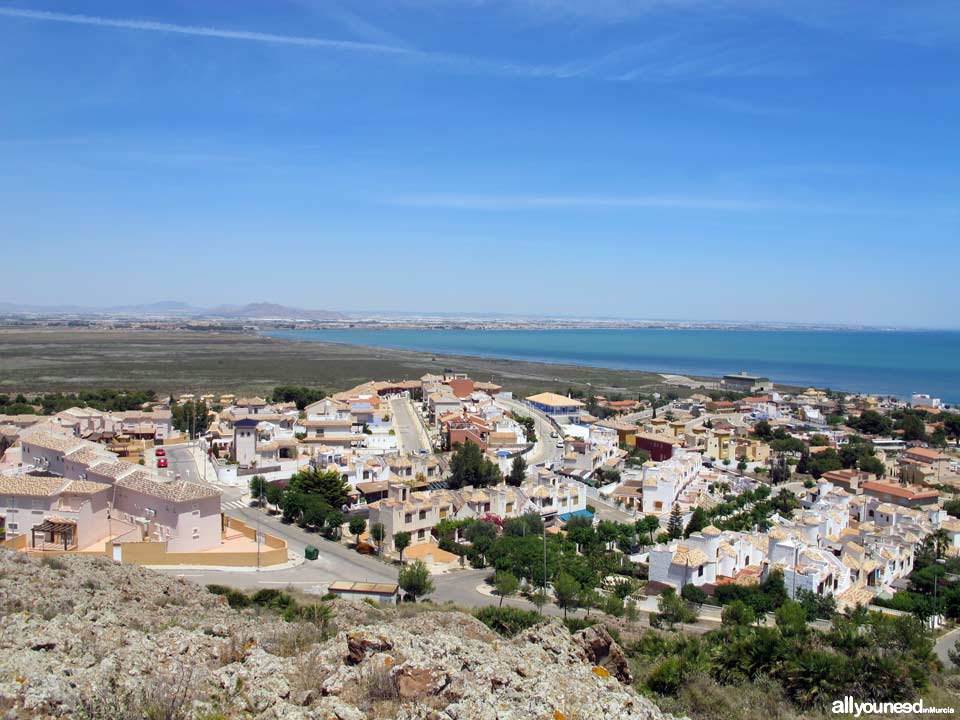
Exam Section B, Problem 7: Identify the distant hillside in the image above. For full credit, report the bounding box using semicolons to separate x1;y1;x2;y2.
0;300;345;320
208;302;347;321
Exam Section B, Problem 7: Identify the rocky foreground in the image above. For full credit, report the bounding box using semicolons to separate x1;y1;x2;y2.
0;552;673;719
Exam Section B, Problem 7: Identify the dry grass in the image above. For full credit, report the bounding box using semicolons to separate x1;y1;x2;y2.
262;621;326;658
217;631;256;666
286;647;334;700
76;667;200;720
0;327;673;397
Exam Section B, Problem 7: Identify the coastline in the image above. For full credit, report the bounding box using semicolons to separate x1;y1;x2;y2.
0;328;694;397
263;327;960;403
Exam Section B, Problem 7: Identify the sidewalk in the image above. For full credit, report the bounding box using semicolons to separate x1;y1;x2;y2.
186;442;224;485
145;552;305;573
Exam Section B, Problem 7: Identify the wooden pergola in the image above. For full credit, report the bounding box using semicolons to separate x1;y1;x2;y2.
31;519;77;551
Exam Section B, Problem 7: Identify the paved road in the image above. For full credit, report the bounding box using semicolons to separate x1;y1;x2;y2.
935;626;960;666
496;397;564;468
390;397;432;454
154;504;721;634
159;443;203;483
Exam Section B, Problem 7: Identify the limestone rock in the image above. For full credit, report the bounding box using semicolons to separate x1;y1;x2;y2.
0;551;676;720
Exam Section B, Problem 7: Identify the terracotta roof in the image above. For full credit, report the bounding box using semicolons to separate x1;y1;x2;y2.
63;480;112;495
22;431;84;454
116;473;220;503
88;461;136;480
0;475;65;497
525;392;584;409
861;481;939;501
904;447;946;461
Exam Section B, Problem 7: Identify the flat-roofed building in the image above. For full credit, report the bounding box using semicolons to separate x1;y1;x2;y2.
524;392;585;422
722;372;773;393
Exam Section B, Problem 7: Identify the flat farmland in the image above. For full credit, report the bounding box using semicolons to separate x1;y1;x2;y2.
0;328;682;398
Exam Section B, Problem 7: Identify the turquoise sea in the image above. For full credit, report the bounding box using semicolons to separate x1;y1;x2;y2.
263;328;960;403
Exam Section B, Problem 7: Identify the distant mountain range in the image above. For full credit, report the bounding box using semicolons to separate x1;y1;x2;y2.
0;301;346;321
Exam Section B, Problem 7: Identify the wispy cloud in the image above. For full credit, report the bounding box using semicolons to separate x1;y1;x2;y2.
384;192;769;211
383;191;932;218
0;7;419;56
0;6;797;81
290;0;410;47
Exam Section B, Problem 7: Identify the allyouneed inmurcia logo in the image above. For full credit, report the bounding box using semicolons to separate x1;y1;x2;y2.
832;697;956;717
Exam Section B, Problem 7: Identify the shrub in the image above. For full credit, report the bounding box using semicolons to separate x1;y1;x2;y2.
40;555;67;571
474;606;543;637
206;584;231;596
225;590;250;609
647;656;684;695
681;583;708;605
564;617;598;634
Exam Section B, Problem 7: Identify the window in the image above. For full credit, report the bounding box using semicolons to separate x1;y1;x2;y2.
418;510;427;520
697;565;704;577
417;529;425;539
192;528;199;539
405;513;412;523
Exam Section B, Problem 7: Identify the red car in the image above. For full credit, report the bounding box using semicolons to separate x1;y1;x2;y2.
157;457;168;468
155;448;166;457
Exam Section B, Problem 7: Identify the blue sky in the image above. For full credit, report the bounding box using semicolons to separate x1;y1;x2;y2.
1;1;958;327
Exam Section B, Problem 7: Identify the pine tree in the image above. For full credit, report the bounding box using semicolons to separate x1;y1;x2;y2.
667;503;684;539
507;455;527;486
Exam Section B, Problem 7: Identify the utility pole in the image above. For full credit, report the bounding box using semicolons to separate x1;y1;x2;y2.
792;544;799;599
256;483;264;572
542;517;548;610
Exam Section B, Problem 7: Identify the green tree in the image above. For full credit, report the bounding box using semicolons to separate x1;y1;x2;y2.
721;599;756;626
683;507;708;538
771;456;792;484
370;522;386;555
930;426;948;448
667;503;684;540
858;455;886;478
612;578;636;600
636;515;660;544
323;509;343;539
579;587;601;618
394;531;412;562
775;599;809;639
448;440;502;489
806;448;843;479
753;420;773;440
280;492;307;524
348;517;366;546
270;385;325;410
681;583;707;606
287;467;350;510
848;410;892;436
264;482;284;509
507;455;527;487
493;571;519;608
652;587;695;629
897;412;927;442
300;498;328;529
553;572;580;619
399;560;434;601
944;415;960;446
249;475;266;502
